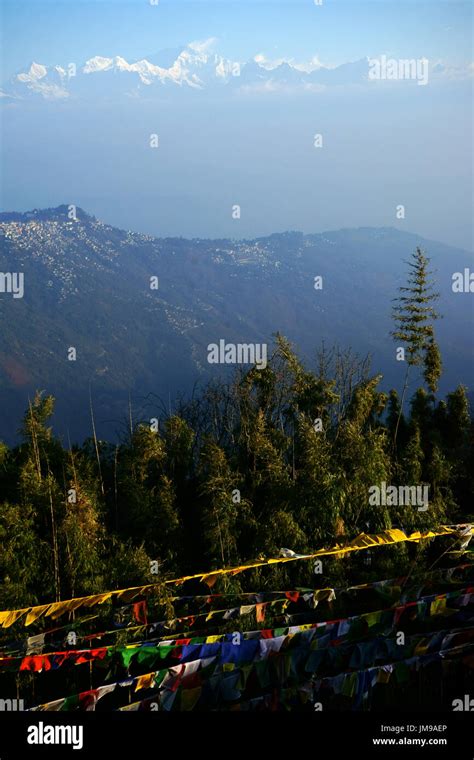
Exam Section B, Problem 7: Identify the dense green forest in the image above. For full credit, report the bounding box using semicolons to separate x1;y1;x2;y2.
0;249;472;611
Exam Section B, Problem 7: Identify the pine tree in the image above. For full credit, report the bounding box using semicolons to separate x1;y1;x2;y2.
391;247;441;444
445;386;471;450
423;339;442;395
443;386;472;516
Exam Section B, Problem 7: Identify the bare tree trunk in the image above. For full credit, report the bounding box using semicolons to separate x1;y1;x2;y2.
29;399;42;481
67;430;78;492
114;444;119;531
214;506;225;566
48;475;61;601
394;363;410;449
89;387;105;497
128;392;133;441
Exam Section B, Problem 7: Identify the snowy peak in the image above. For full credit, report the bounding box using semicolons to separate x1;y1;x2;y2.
5;45;469;101
82;55;171;84
9;45;242;96
83;56;115;74
14;61;69;99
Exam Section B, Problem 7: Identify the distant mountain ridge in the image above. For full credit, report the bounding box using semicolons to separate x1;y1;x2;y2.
0;206;472;443
2;43;468;101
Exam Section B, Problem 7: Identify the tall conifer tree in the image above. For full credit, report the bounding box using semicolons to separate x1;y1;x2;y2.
391;248;441;444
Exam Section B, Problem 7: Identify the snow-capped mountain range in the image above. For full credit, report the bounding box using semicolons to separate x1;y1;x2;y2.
3;40;470;101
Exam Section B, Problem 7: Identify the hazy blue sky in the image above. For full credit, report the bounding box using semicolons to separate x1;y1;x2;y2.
2;0;472;76
1;0;472;249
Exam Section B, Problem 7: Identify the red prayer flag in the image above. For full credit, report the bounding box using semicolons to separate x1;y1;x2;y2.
132;601;148;625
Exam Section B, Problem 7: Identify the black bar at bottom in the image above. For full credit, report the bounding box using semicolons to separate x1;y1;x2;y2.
0;711;472;758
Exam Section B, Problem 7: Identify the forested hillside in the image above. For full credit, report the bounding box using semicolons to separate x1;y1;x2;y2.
1;334;472;610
